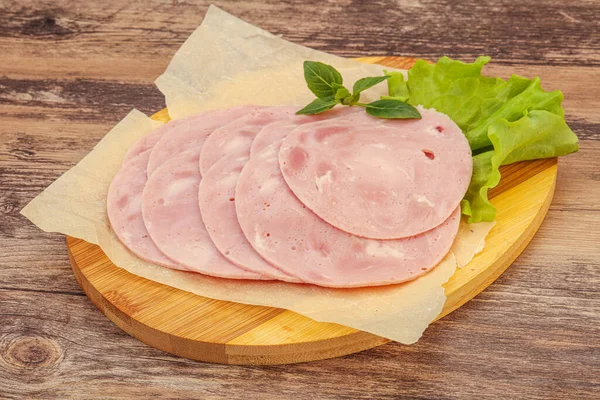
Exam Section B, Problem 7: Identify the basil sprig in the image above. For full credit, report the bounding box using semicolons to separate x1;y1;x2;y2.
297;61;421;119
303;62;343;98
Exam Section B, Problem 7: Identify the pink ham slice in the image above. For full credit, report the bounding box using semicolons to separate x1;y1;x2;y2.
198;155;299;282
249;107;361;158
279;107;472;239
199;106;298;176
122;118;189;164
198;107;362;281
235;143;461;288
107;150;183;270
147;106;261;176
141;147;265;280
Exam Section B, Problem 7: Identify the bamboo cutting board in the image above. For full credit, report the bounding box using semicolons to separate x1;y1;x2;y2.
67;56;558;365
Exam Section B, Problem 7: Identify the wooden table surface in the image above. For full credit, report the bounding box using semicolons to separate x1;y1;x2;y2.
1;1;599;398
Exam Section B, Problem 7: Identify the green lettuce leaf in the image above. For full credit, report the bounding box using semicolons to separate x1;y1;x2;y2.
406;56;564;150
460;151;496;222
461;110;579;222
383;70;409;102
402;56;579;222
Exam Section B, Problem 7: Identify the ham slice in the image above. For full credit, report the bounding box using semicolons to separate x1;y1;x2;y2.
198;155;299;282
279;107;472;239
249;107;361;158
122;118;188;164
147;106;260;176
107;150;183;270
141;147;265;280
235;143;461;288
198;107;362;281
199;106;298;176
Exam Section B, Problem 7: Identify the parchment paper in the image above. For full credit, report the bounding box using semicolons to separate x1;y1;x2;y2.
453;220;496;268
21;6;492;344
155;6;403;119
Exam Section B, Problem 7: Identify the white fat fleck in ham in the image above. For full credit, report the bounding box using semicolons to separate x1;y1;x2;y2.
260;176;280;193
370;143;388;149
141;147;266;280
427;126;442;135
254;231;269;253
235;143;461;288
364;241;406;259
315;170;333;193
412;194;435;208
279;106;472;239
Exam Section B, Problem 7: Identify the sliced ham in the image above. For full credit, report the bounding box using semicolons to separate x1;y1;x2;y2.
279;107;472;239
198;155;299;282
147;106;260;176
141;147;265;280
199;106;298;176
249;107;361;158
122;118;188;164
107;150;183;270
198;107;362;281
235;143;461;288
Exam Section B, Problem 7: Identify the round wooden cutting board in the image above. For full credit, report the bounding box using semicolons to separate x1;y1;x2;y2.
67;56;558;365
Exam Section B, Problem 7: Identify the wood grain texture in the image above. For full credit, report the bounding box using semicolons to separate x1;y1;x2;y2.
1;0;599;398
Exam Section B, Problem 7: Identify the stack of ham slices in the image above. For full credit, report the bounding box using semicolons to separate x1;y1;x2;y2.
107;105;472;288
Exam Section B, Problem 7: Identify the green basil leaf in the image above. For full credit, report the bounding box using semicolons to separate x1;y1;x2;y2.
364;99;422;119
352;75;390;95
303;61;344;98
296;97;339;115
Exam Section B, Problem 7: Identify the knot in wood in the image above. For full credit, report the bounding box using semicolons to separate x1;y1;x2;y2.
21;14;77;38
0;199;17;214
2;336;61;370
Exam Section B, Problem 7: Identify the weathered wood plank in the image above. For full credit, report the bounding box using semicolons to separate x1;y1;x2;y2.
2;65;600;126
1;278;598;399
1;0;599;397
1;0;599;72
0;78;165;118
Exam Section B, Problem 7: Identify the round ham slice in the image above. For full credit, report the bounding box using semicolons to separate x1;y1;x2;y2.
122;118;188;164
279;107;472;239
199;106;298;176
249;107;361;158
107;150;183;270
235;144;461;288
147;106;261;176
141;147;265;280
198;107;363;281
198;155;299;282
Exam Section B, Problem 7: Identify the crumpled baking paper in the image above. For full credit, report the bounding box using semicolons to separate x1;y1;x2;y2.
155;5;403;120
21;5;492;344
